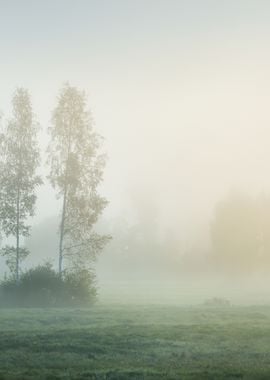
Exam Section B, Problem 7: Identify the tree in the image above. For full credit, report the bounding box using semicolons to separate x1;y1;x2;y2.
211;192;260;273
0;88;42;282
48;84;110;275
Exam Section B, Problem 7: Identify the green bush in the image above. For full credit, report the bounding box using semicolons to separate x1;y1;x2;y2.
0;263;97;307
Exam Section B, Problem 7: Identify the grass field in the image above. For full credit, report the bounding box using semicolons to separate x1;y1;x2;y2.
0;304;270;379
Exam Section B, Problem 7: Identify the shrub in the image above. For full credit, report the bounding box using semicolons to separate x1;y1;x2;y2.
63;269;97;306
0;263;97;308
203;297;231;307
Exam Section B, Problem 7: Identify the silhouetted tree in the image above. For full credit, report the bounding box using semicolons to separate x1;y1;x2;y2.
0;88;42;282
48;83;110;275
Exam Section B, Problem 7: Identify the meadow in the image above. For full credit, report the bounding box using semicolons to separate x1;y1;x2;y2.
0;304;270;379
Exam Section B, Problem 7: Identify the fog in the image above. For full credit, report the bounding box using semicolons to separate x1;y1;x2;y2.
1;0;270;305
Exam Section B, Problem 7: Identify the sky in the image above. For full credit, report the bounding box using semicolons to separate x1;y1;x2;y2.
1;0;270;240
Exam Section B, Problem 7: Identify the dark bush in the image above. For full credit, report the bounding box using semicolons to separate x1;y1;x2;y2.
0;263;97;307
63;269;97;306
203;297;231;307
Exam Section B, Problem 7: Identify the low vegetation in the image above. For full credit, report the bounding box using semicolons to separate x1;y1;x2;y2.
0;263;97;308
0;305;269;379
203;297;231;307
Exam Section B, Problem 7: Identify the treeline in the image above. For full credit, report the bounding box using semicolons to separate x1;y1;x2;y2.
211;192;270;274
0;84;110;306
92;191;270;279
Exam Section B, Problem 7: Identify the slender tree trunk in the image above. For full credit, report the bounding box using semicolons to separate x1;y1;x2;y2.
16;186;20;284
59;185;67;277
58;137;71;277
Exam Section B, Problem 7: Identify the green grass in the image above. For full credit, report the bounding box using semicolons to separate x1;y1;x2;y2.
0;304;270;379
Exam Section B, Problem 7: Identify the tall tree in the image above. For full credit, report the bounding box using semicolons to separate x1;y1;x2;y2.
0;88;42;282
48;84;110;275
211;192;259;273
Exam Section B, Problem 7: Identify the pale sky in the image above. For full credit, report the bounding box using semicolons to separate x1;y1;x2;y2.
1;0;270;237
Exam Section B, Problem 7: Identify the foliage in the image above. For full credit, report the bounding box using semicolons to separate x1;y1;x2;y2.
63;268;97;305
0;88;42;281
0;263;97;307
203;297;231;307
48;83;110;275
1;246;29;275
211;192;270;273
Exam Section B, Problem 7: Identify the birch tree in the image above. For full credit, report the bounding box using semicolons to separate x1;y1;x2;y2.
0;88;42;282
48;84;110;275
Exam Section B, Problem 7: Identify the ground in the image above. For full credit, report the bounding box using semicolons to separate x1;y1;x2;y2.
0;304;269;379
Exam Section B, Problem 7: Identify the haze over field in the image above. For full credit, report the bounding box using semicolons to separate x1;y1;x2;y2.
1;0;270;304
